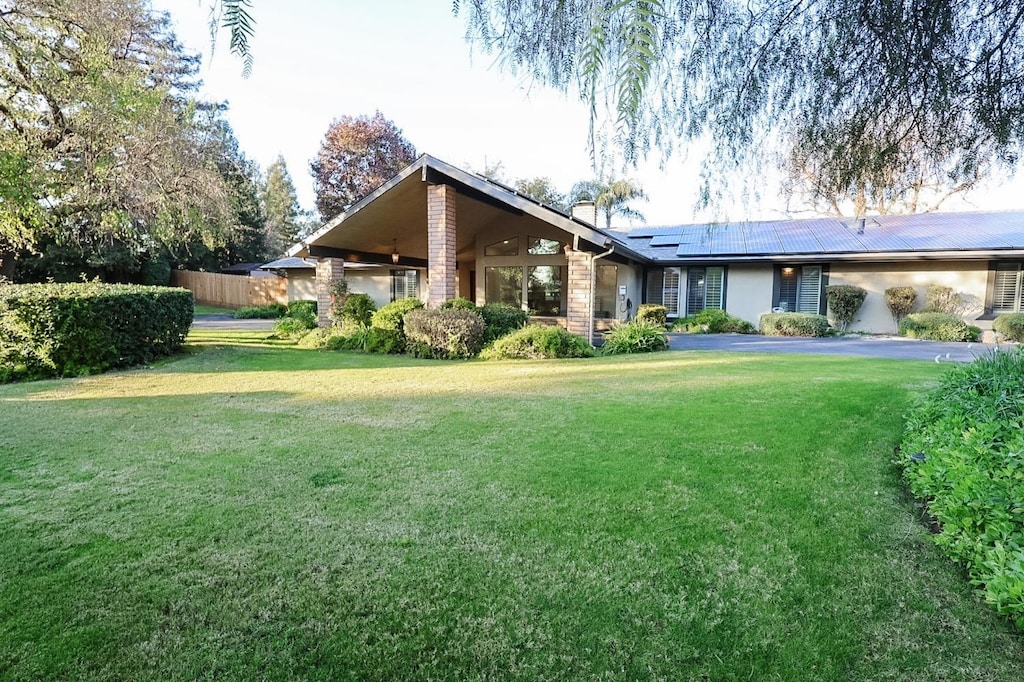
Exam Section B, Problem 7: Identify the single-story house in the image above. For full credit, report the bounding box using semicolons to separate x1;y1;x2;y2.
290;154;1024;339
259;256;420;309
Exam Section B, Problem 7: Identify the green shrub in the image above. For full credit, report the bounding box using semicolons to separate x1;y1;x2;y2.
826;284;867;332
234;303;286;319
759;312;830;337
337;293;376;327
899;349;1024;629
0;282;192;382
635;304;667;325
364;327;405;354
286;300;317;326
993;313;1024;343
671;308;756;334
601;319;669;354
480;324;594;360
273;316;315;339
899;312;980;342
440;297;477;311
297;325;369;351
403;308;487;359
327;277;350;323
371;297;424;332
479;302;528;341
884;286;917;328
923;284;967;315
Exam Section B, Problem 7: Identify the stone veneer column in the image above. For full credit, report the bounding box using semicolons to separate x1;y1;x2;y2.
426;184;457;307
564;246;594;342
315;257;345;327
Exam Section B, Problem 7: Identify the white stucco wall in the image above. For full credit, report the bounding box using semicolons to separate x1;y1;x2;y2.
286;272;317;302
344;270;396;309
725;264;775;325
829;261;989;333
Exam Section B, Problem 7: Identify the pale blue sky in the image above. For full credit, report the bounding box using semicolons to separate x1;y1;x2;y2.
152;1;1022;226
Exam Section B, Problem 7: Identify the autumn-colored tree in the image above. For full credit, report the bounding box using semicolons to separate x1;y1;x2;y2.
310;111;417;220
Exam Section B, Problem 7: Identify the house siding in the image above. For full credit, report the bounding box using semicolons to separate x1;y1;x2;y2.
829;261;988;333
724;264;774;325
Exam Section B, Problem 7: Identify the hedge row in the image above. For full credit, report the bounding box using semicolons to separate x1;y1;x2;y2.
1;282;193;382
759;312;830;337
899;312;981;342
900;349;1024;629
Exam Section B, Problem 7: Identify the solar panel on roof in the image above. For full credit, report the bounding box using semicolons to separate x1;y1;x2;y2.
741;222;785;254
710;225;746;255
650;232;685;246
805;220;866;252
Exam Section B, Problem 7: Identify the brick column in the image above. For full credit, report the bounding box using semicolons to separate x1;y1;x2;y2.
565;246;594;342
427;184;457;307
315;257;345;327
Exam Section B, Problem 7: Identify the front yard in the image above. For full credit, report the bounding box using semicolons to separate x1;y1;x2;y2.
0;333;1021;680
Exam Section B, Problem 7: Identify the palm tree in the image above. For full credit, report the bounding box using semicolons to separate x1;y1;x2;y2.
568;178;647;229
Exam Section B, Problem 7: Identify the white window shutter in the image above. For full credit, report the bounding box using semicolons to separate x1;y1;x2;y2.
993;263;1021;312
705;267;724;310
797;266;822;314
663;268;680;316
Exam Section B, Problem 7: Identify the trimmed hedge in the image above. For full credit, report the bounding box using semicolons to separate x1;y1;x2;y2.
994;313;1024;343
601;319;669;354
825;284;867;332
480;324;594;360
759;312;830;337
899;349;1024;629
899;312;981;342
404;308;487;359
234;303;286;319
370;298;423;333
1;282;192;382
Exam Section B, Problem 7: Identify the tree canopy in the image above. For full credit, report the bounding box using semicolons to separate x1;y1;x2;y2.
260;155;306;257
569;178;647;228
457;1;1024;215
310;111;417;220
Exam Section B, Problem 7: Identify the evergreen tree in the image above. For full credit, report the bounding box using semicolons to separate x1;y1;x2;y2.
261;155;305;257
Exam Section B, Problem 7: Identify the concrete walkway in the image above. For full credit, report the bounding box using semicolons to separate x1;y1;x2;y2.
667;333;1003;362
190;314;276;331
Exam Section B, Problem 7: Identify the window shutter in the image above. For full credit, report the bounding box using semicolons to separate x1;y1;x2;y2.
705;267;724;310
647;269;664;305
993;263;1021;312
686;267;705;315
797;266;822;313
663;268;680;316
406;270;419;299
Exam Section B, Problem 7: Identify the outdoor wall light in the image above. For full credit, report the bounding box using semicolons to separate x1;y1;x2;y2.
391;239;400;265
782;267;795;275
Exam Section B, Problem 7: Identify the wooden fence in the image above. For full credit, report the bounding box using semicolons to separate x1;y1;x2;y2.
171;270;288;308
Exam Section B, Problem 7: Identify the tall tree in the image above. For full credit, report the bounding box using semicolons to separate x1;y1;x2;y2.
569;178;647;228
260;155;305;256
514;177;566;210
0;0;255;282
457;1;1024;215
310;111;417;220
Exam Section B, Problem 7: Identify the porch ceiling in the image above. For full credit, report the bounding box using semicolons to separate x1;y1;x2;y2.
307;171;585;264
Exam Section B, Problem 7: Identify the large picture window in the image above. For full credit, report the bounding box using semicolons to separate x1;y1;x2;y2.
595;264;619;318
484;266;523;307
527;266;566;316
391;270;419;301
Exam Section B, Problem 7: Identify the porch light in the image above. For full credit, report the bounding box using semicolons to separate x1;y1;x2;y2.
391;239;400;265
782;267;795;275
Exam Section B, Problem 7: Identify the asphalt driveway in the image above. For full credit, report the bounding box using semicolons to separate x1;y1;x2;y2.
191;314;276;331
668;333;1002;362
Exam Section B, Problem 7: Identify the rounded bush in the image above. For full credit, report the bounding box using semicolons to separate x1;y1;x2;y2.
993;313;1024;342
899;312;980;342
440;297;477;311
480;324;594;359
404;308;487;359
672;308;756;334
365;327;405;354
371;298;424;332
286;300;317;326
479;302;528;341
759;312;830;337
601;319;669;354
274;315;315;339
825;284;867;332
337;293;376;327
635;304;667;325
884;286;917;326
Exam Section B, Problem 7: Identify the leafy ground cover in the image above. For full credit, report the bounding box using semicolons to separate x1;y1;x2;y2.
1;332;1022;680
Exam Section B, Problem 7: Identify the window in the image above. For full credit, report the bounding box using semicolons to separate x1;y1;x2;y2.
484;266;523;307
527;237;564;255
684;266;724;314
776;265;824;313
485;237;519;256
595;264;618;318
991;262;1023;313
391;270;419;301
660;267;725;317
527;266;566;316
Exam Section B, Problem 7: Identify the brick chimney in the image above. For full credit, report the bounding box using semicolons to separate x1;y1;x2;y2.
571;200;597;226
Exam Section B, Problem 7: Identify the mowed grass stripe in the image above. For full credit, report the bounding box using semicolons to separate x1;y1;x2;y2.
0;339;1021;680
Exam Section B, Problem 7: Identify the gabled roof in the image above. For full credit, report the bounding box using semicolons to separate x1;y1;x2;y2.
615;210;1024;262
291;154;647;262
260;256;316;270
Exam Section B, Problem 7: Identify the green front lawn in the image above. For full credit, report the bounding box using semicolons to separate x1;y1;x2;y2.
1;335;1021;680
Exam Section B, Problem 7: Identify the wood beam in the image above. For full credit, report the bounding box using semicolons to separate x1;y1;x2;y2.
308;245;428;268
